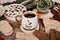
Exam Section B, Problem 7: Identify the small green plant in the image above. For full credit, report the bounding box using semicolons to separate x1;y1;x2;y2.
35;0;53;10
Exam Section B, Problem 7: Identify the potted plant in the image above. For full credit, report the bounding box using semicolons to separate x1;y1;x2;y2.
35;0;53;13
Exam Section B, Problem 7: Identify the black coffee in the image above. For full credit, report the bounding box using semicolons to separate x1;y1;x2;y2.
24;13;36;18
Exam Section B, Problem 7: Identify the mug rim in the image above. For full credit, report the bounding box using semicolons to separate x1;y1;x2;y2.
23;11;37;18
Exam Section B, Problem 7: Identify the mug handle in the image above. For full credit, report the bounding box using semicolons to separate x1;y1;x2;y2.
15;15;22;24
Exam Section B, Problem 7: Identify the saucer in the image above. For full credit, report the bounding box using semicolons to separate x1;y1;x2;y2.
4;4;27;22
20;24;39;33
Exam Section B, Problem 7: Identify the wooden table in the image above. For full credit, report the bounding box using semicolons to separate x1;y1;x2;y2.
0;11;55;40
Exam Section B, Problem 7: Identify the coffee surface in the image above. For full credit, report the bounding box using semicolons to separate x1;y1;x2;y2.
24;13;36;18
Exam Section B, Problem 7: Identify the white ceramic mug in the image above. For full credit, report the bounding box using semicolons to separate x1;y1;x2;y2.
21;11;38;30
